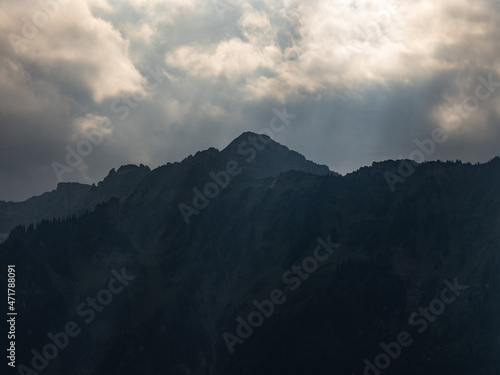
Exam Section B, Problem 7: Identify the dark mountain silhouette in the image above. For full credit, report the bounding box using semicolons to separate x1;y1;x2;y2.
1;133;499;375
0;134;331;239
220;131;333;177
0;164;150;236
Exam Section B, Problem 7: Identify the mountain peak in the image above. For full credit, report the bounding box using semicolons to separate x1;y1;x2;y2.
221;131;334;177
223;131;271;151
117;164;150;172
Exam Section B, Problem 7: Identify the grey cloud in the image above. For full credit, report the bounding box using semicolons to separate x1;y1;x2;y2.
1;0;500;201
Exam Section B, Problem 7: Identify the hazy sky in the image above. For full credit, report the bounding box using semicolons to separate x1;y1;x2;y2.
1;0;500;201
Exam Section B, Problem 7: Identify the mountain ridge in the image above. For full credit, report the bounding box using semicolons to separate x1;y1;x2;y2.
1;140;500;374
0;132;336;237
0;164;150;235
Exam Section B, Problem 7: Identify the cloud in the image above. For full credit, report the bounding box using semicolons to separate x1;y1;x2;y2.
2;0;145;102
1;0;500;201
163;0;500;97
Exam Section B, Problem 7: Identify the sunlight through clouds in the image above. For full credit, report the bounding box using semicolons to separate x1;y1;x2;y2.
1;0;500;200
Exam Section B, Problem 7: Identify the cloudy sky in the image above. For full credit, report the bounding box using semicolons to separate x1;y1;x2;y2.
1;0;500;201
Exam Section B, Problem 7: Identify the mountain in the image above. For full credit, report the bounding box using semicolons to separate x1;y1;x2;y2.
117;132;334;253
0;164;151;236
0;133;331;240
220;131;333;177
1;134;499;375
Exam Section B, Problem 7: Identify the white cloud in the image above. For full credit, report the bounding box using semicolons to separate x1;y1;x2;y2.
163;0;500;100
1;0;145;103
